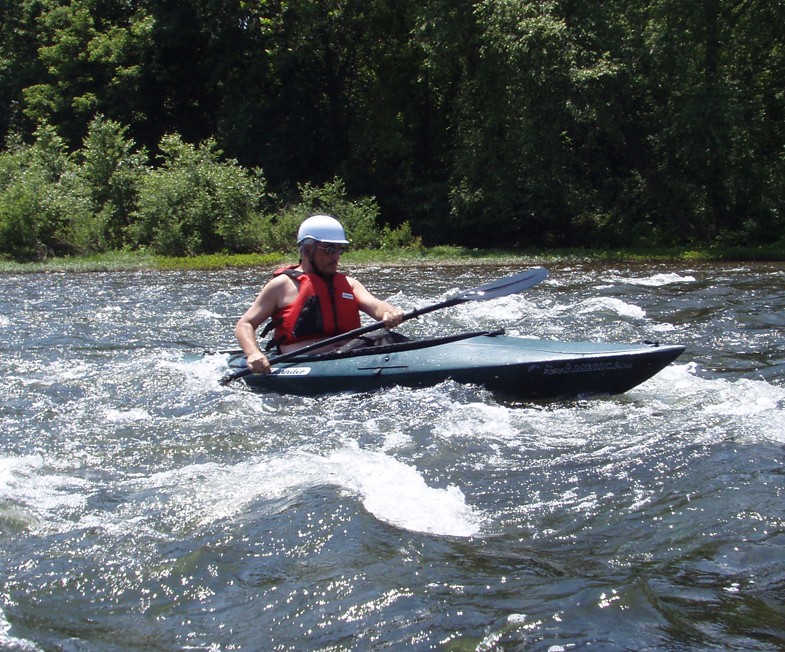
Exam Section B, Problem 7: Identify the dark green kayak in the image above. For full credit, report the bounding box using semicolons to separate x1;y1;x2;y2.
226;331;685;400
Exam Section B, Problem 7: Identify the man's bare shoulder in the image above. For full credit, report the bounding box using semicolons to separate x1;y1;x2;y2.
266;272;293;288
264;270;300;303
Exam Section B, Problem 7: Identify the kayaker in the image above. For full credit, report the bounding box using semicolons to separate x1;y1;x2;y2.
234;214;405;374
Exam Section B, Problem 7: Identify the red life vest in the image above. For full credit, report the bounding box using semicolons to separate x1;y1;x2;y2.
269;266;361;347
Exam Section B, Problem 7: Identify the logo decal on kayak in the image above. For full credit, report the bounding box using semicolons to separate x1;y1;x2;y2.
270;367;311;376
543;360;633;375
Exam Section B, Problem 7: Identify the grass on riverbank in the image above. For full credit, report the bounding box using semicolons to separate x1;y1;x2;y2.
1;244;784;274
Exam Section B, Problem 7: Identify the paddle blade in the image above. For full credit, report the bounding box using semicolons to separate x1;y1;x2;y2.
457;267;549;301
219;368;251;385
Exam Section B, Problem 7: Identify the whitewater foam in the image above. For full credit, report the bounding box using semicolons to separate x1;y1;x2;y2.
0;608;40;651
607;272;696;287
576;297;647;320
129;446;484;538
632;363;785;443
0;455;88;533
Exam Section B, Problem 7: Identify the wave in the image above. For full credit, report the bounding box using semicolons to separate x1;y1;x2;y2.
0;608;41;652
1;444;482;542
604;272;697;287
153;446;484;538
631;363;785;444
575;296;647;320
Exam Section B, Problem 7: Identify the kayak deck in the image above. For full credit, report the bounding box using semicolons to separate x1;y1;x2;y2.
226;332;685;400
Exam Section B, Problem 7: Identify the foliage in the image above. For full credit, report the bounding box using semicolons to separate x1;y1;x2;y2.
77;114;147;250
1;0;784;254
132;134;268;256
0;124;91;260
258;177;419;253
20;0;156;143
0;124;406;260
299;178;382;249
381;220;422;250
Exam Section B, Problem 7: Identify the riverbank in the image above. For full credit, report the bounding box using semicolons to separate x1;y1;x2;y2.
1;244;784;273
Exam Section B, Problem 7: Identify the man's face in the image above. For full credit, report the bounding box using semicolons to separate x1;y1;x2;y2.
310;243;346;275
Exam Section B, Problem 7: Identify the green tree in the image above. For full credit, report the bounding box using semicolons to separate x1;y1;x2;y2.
646;0;785;242
22;0;154;147
2;0;783;251
0;0;46;139
416;0;785;246
197;0;440;231
416;1;587;246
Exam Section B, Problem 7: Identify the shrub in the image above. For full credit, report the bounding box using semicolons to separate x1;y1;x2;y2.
258;177;419;253
299;178;383;249
0;171;47;260
78;115;147;250
381;220;421;250
0;125;91;260
131;135;269;255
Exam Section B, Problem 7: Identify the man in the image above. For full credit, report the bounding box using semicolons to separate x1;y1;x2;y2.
234;215;405;374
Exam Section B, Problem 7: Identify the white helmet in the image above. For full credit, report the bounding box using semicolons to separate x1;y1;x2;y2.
297;215;349;245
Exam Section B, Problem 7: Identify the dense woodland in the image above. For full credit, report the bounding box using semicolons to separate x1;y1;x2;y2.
1;0;784;260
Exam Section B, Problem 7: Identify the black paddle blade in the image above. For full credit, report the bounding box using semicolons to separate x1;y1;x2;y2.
219;369;248;385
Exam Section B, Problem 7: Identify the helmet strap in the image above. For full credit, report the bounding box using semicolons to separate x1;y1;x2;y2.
302;244;333;279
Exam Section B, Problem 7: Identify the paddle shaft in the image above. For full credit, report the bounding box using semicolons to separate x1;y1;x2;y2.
219;267;548;386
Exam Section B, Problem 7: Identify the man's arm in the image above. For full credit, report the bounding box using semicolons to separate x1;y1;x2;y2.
350;277;404;329
234;277;287;373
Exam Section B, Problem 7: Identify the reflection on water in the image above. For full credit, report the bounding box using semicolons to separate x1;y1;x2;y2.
0;261;783;651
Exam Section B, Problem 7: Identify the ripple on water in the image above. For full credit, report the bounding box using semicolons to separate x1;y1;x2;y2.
1;263;783;651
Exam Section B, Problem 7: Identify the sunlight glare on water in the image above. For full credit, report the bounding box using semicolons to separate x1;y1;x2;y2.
0;262;783;651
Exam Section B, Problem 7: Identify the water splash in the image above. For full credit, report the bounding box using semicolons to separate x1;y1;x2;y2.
129;446;484;538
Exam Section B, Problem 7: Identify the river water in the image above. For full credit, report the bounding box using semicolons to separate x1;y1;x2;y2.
1;261;783;651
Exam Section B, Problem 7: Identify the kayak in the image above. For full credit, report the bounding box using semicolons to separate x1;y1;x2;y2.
225;330;685;400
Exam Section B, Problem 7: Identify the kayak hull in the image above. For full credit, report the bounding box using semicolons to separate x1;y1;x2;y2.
226;334;685;400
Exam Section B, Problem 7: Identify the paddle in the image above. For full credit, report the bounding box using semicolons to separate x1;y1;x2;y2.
219;267;549;386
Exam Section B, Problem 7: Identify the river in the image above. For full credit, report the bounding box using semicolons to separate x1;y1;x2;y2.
1;261;783;651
